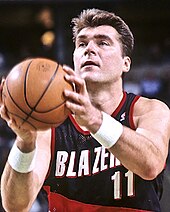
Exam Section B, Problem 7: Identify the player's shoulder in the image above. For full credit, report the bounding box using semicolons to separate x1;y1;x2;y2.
134;96;170;116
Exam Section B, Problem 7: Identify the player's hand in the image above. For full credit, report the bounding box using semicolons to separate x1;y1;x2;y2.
0;77;5;105
0;77;36;149
0;104;37;150
63;65;102;133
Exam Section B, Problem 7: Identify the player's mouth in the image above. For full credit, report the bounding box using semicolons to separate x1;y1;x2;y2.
81;60;99;68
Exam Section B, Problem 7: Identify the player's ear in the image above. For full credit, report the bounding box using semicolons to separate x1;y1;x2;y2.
123;56;131;73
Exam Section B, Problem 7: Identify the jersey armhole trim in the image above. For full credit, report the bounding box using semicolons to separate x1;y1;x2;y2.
112;91;127;117
129;95;140;130
69;114;90;135
45;127;56;179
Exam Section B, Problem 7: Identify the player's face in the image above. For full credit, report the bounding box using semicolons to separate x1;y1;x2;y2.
73;25;130;84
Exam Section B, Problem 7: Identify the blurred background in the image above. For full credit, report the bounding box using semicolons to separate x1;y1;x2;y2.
0;0;170;211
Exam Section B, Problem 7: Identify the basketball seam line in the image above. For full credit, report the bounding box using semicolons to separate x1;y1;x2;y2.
22;61;60;126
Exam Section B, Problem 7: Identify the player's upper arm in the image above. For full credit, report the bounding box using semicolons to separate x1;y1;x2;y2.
135;97;170;159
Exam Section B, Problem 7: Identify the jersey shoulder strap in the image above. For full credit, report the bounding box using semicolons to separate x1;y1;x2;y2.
112;92;140;129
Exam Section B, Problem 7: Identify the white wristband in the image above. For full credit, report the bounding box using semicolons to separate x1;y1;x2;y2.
91;112;123;149
8;142;36;173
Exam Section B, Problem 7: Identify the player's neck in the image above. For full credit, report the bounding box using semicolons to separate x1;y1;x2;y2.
87;84;124;115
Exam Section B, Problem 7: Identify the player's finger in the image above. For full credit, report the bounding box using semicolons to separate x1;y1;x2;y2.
64;73;87;94
63;65;76;76
63;65;88;96
0;77;5;105
0;105;10;121
64;89;84;104
65;100;84;115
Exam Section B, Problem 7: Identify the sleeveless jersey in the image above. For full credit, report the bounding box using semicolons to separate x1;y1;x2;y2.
43;92;164;212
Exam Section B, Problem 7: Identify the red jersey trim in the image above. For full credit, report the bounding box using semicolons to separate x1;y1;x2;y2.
69;114;90;135
45;128;56;179
129;95;140;130
43;187;152;212
112;91;127;117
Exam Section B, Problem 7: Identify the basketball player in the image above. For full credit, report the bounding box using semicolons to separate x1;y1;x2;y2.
1;8;170;212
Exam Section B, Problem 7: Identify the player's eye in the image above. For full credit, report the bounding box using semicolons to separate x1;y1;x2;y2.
99;40;109;46
78;42;86;47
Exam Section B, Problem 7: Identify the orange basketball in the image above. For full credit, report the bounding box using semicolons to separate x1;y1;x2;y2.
2;58;73;131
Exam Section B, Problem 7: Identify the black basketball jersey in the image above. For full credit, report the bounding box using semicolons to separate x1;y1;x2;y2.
44;92;163;212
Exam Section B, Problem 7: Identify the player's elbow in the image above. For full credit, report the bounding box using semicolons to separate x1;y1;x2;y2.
3;204;31;212
140;161;164;180
2;198;32;212
142;169;160;181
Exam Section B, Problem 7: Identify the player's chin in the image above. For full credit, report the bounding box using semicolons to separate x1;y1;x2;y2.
79;68;97;79
81;72;101;83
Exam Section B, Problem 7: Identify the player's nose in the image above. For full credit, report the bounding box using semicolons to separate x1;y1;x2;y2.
84;41;97;56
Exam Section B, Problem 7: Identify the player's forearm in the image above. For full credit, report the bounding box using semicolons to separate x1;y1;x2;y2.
1;137;38;212
1;163;39;212
109;126;167;180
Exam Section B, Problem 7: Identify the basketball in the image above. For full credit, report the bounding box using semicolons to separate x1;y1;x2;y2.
2;58;73;131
